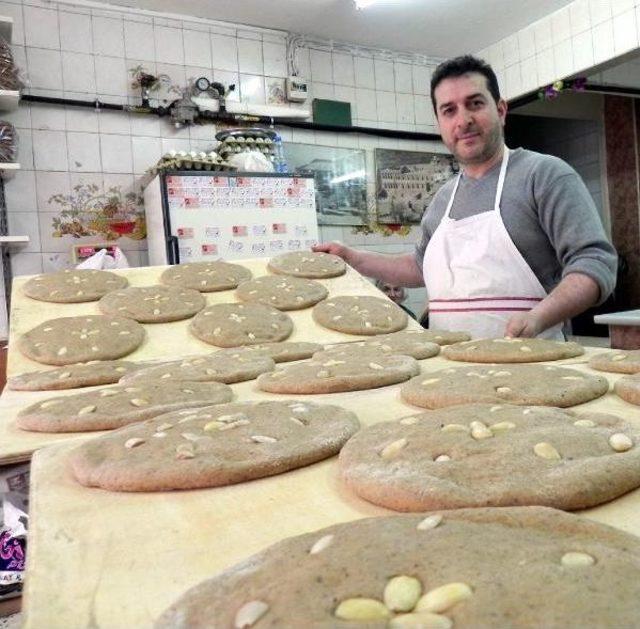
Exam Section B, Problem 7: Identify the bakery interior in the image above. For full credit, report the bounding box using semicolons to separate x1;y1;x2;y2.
2;0;640;626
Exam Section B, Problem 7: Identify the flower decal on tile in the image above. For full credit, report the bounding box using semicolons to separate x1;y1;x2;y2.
50;183;147;241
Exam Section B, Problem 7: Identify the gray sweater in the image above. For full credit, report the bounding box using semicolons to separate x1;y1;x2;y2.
414;147;617;305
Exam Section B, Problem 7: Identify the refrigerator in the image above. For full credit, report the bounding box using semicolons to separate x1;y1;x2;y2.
144;171;319;266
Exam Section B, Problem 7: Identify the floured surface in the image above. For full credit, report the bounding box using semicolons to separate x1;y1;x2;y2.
21;351;640;629
1;260;424;464
7;261;404;377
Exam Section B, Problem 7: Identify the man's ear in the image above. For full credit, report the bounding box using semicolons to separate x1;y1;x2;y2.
497;98;508;125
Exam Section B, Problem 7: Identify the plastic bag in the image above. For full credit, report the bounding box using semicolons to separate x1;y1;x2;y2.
0;38;23;91
228;150;274;173
0;121;17;163
76;247;130;270
0;463;28;602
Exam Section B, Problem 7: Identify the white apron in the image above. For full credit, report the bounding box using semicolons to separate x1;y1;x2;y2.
423;147;564;340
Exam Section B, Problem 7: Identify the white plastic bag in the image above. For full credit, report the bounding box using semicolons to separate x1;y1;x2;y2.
228;150;274;173
75;247;129;270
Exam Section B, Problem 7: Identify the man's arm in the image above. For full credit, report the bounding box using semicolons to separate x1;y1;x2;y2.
312;242;424;287
505;272;600;337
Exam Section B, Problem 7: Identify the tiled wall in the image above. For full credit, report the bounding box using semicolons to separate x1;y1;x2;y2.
0;0;450;317
477;0;640;101
3;0;639;321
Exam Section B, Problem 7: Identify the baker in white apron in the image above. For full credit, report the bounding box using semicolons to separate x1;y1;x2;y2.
423;146;565;341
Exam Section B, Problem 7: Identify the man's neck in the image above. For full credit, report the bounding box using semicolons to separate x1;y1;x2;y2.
461;144;505;180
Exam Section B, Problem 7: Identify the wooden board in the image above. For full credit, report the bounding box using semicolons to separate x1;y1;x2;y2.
22;352;640;629
1;260;417;465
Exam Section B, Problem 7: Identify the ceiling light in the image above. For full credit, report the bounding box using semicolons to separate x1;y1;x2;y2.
354;0;378;9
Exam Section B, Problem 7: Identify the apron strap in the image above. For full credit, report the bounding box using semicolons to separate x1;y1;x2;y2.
444;145;510;219
494;145;509;213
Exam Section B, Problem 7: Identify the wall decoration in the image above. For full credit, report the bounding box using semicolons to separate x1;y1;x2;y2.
375;149;457;224
283;142;367;225
266;78;287;105
50;184;146;241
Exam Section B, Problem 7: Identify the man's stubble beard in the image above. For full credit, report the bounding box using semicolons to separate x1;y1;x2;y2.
452;120;504;167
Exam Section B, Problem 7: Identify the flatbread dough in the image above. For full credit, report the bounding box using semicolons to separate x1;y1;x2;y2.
257;354;420;394
315;330;441;360
243;341;323;363
17;381;233;432
18;315;145;366
69;400;360;491
155;506;640;629
420;329;472;345
340;403;640;511
22;269;128;303
313;296;408;335
401;364;609;409
267;251;346;278
614;373;640;406
98;285;205;323
159;261;252;292
235;275;328;310
119;349;275;385
589;350;640;374
189;303;293;347
443;338;584;363
7;360;141;391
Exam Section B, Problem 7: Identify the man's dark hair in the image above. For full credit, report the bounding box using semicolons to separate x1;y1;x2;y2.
430;55;500;111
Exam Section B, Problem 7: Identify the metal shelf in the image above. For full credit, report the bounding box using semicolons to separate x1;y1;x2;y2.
0;235;28;244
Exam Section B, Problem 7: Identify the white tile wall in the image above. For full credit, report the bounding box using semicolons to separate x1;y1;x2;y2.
124;19;155;61
184;29;212;68
237;37;263;75
93;16;125;58
32;129;68;171
7;0;637;281
263;41;287;77
67;131;101;172
60;11;92;54
211;33;239;72
374;59;394;91
332;52;355;87
393;62;413;93
62;51;96;93
354;56;375;89
24;5;59;49
310;49;332;83
480;0;640;101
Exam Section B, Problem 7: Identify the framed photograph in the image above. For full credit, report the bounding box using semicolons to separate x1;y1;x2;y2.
283;142;368;225
375;149;458;224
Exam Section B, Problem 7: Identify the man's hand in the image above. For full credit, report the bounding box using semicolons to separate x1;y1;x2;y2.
504;273;600;339
312;241;350;259
505;311;543;338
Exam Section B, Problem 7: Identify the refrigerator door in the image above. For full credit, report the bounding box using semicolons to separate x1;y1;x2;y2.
164;173;319;262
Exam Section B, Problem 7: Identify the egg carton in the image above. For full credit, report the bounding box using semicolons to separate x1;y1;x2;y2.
148;150;236;174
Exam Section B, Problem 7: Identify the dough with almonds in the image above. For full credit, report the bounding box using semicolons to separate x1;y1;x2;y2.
160;261;252;292
70;400;360;491
18;315;145;366
22;269;128;303
267;251;346;278
236;275;328;310
340;403;640;511
401;364;608;409
443;338;584;363
155;507;640;629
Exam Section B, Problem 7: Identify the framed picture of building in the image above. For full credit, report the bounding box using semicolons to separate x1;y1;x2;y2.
283;142;368;225
375;149;458;224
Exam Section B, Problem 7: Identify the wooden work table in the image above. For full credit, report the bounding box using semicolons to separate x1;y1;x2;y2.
4;262;639;629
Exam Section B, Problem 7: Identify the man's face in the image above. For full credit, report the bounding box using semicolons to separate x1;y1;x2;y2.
380;283;406;304
433;72;507;166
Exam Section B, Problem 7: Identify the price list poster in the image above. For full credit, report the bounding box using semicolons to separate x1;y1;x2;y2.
165;174;319;261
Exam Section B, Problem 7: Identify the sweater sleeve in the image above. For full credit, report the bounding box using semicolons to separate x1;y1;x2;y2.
533;162;617;306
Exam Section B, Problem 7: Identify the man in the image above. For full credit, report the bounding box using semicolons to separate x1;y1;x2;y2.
374;279;416;319
314;55;617;339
